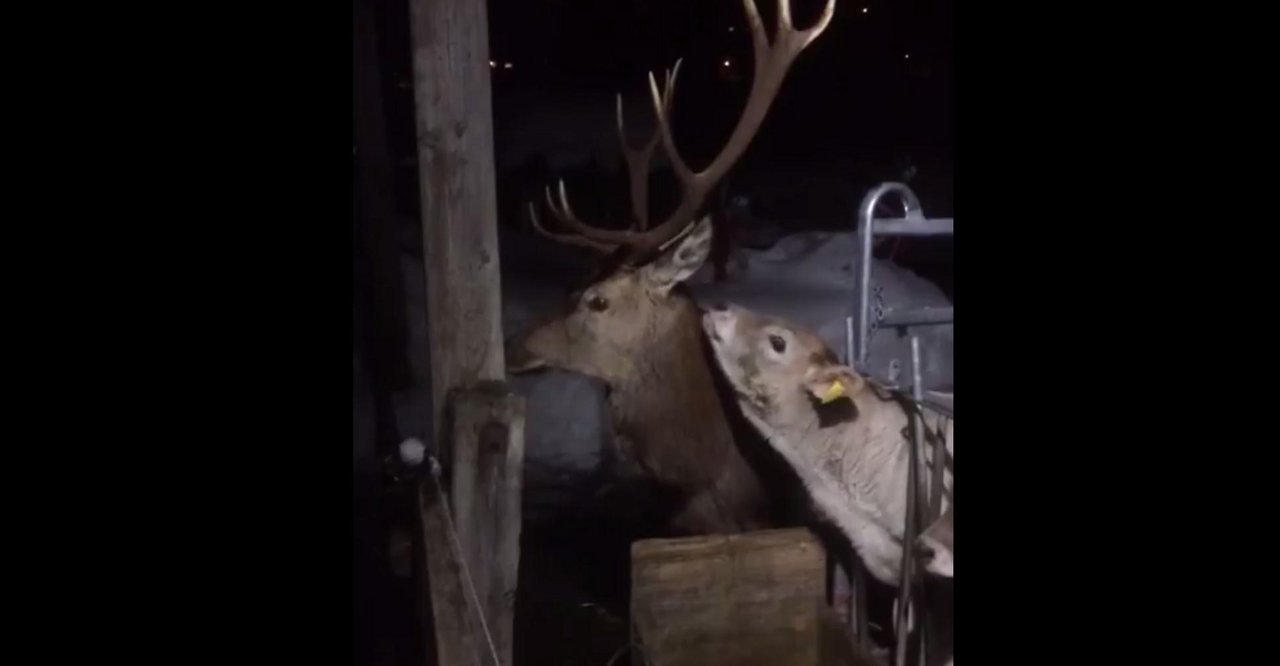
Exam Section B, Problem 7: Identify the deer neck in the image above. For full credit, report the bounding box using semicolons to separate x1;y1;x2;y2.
608;301;734;454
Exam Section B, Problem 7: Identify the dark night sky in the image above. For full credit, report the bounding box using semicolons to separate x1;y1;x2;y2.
376;0;953;221
482;0;953;145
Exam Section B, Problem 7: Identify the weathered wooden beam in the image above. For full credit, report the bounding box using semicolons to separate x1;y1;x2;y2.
406;0;513;663
630;528;828;666
408;0;504;414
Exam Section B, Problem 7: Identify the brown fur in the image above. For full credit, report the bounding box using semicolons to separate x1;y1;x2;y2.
509;218;773;534
509;0;840;536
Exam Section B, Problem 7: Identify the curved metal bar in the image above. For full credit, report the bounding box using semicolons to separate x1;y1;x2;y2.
855;182;924;364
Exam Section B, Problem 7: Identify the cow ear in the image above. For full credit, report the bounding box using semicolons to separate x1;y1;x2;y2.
803;365;866;404
642;216;712;295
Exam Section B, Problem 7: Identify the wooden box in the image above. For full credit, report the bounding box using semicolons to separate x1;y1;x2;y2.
631;528;830;666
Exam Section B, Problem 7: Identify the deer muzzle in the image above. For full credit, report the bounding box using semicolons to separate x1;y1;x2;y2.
505;335;549;374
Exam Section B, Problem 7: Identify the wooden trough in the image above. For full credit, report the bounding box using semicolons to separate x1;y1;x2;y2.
630;528;886;666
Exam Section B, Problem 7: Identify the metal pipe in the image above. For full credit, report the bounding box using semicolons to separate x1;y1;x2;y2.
842;314;867;645
913;344;937;666
880;306;954;328
893;337;925;666
911;339;931;523
869;217;954;237
855;183;925;364
855;197;874;364
845;316;855;372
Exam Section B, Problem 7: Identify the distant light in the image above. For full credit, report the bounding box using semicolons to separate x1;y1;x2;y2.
728;26;735;32
488;60;496;68
723;59;731;67
862;7;869;13
904;53;911;59
503;62;513;69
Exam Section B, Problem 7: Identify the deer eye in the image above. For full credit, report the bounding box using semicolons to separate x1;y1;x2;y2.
586;295;609;312
769;334;786;354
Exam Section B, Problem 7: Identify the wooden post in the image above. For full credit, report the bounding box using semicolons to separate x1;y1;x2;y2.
408;0;504;409
630;528;886;666
406;0;519;664
418;384;524;666
457;385;524;657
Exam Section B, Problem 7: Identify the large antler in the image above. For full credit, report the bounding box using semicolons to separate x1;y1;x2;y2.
530;0;836;260
528;65;676;251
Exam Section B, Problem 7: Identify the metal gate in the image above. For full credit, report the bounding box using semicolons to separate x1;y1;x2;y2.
834;182;954;666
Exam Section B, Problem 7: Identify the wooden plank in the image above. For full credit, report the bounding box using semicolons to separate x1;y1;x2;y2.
630;528;827;666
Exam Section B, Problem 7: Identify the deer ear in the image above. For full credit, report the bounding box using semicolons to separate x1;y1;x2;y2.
642;216;713;294
803;365;866;404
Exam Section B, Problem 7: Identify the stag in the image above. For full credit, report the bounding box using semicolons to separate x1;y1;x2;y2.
509;0;837;535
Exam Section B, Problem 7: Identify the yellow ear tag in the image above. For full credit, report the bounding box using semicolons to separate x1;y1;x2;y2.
819;380;846;404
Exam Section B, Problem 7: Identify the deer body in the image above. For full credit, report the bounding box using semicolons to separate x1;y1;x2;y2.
510;0;838;535
511;221;773;533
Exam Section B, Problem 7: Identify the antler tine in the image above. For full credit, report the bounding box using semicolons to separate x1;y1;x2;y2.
745;0;768;59
647;59;691;184
780;0;836;48
529;0;834;261
530;64;685;252
616;91;668;155
777;0;792;31
528;202;617;254
616;70;676;232
539;180;637;244
629;0;835;253
616;95;657;231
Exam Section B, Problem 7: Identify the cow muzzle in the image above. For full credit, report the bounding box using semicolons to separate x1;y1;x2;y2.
701;303;737;344
916;534;953;578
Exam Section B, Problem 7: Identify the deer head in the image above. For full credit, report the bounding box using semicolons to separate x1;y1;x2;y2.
507;0;837;535
514;0;836;369
509;216;715;383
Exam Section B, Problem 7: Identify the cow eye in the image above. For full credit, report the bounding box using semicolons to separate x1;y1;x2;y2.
769;334;786;353
587;295;609;312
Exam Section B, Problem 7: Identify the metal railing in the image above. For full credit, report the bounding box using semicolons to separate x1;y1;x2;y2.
836;182;953;666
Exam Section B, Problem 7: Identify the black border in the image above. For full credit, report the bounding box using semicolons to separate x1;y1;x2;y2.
24;0;1238;661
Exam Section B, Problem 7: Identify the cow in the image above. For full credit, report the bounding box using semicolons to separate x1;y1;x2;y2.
917;504;953;578
700;301;953;586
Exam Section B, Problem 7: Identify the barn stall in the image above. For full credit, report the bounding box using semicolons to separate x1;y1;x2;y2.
353;0;953;664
